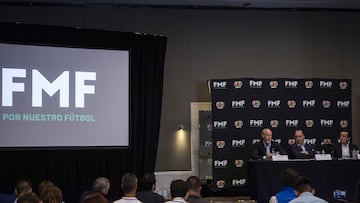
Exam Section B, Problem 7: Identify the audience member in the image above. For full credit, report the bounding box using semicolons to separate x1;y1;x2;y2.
38;180;54;197
252;128;286;160
289;176;327;203
80;191;109;203
92;177;112;202
288;130;316;159
269;168;299;203
17;192;40;203
39;185;63;203
186;176;209;203
14;179;33;203
166;180;188;203
136;172;164;203
114;173;142;203
332;130;359;159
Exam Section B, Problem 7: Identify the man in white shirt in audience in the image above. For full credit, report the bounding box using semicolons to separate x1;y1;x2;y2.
114;173;142;203
332;130;359;159
166;180;188;203
289;177;327;203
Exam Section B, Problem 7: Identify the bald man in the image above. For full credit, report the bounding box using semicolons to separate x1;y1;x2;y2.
252;128;286;160
288;130;315;159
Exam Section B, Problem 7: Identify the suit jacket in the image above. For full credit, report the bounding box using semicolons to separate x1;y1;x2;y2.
136;190;165;203
252;141;286;160
187;195;209;203
288;143;315;159
332;143;359;159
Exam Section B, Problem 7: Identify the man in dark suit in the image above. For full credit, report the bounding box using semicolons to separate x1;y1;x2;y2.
332;130;359;159
288;130;315;159
186;176;209;203
252;128;286;160
136;172;165;203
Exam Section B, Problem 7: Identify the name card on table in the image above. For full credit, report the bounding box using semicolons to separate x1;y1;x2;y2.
315;154;332;160
272;155;289;161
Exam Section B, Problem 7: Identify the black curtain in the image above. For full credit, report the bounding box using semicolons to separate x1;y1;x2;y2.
0;22;166;202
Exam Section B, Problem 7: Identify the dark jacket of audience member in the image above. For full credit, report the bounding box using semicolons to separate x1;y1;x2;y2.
136;173;165;203
186;176;209;203
80;191;109;203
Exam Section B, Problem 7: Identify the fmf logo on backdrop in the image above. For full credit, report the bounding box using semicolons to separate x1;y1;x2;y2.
320;81;333;88
252;139;261;144
216;141;225;149
232;179;246;186
234;81;243;89
321;139;332;145
321;119;333;127
287;100;296;108
232;100;245;108
269;81;278;88
288;139;295;145
285;80;298;88
214;121;227;129
249;80;262;88
213;81;227;89
340;120;348;128
270;120;279;128
250;120;263;127
337;101;350;108
303;100;316;108
216;180;225;188
252;100;261;108
234;160;244;167
305;81;313;88
2;68;96;108
286;119;298;127
273;139;281;144
305;120;314;127
304;139;316;144
234;120;243;128
232;139;246;147
216;101;225;109
204;141;212;147
268;100;280;108
322;100;331;108
214;160;228;168
339;82;348;89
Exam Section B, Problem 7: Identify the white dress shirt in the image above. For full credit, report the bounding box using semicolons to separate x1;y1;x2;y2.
341;143;350;158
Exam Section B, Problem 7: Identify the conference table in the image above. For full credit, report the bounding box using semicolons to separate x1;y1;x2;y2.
248;159;360;203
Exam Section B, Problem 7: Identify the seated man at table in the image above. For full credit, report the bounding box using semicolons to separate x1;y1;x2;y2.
332;130;359;159
289;177;327;203
288;130;315;159
252;128;286;160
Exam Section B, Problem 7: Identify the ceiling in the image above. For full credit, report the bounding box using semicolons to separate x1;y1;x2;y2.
1;0;360;10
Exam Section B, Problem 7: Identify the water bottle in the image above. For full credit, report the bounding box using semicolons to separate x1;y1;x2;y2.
352;149;357;159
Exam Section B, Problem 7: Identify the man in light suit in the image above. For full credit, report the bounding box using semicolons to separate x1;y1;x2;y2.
288;130;315;159
332;130;359;159
252;128;286;160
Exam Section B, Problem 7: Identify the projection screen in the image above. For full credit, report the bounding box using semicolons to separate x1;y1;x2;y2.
0;43;129;148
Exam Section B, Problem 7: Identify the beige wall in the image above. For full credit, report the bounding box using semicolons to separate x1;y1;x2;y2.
0;5;359;171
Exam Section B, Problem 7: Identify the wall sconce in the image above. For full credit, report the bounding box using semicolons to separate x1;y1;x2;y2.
177;124;185;131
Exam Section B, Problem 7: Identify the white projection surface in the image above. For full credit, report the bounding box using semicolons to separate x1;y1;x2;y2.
0;43;129;147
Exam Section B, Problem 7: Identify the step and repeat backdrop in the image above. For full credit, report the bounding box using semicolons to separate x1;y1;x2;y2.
210;78;352;190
